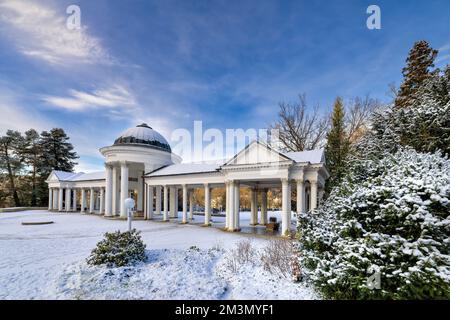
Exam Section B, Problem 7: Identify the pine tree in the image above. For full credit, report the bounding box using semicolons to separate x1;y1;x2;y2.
325;97;349;193
0;130;25;207
21;129;42;206
38;128;78;177
395;40;438;108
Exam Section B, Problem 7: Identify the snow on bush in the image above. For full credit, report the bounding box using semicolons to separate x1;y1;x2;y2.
55;248;228;299
87;229;147;267
218;240;318;299
298;148;450;299
357;99;450;159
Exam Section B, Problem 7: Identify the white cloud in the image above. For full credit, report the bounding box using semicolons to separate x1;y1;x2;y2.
438;43;450;52
0;0;111;65
436;54;450;64
42;85;137;111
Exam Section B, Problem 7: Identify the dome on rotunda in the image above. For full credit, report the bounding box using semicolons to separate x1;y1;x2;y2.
113;123;171;153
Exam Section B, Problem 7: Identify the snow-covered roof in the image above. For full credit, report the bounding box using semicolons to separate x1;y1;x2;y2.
52;171;82;181
51;170;105;181
284;149;325;164
71;171;106;181
149;163;221;177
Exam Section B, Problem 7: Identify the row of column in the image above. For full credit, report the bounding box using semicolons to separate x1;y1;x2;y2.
143;184;212;226
48;187;105;214
142;178;318;236
104;162;133;218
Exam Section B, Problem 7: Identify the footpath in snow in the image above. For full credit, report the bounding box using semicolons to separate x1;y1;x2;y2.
0;210;318;300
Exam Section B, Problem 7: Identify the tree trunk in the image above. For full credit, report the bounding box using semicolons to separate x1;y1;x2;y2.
31;162;37;207
5;146;21;207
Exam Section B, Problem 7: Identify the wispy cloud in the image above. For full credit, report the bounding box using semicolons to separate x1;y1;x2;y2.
42;85;136;111
0;0;111;65
437;44;450;63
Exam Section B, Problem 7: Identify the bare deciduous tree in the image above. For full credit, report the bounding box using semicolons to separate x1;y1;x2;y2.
271;94;329;152
345;95;381;143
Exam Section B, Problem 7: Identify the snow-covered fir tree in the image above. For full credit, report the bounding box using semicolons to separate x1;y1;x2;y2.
298;149;450;299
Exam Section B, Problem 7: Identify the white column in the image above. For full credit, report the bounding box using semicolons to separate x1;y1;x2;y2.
73;189;77;211
52;189;58;210
137;171;143;212
89;187;95;213
225;182;230;230
105;165;113;216
261;188;268;225
175;188;179;217
147;185;154;220
281;178;291;236
120;162;129;218
58;187;63;211
144;184;148;219
228;181;235;231
65;188;71;212
170;187;177;218
112;166;119;216
99;188;105;214
156;186;162;215
182;184;188;224
250;187;257;225
48;188;53;210
204;183;211;226
80;188;86;213
189;190;194;220
310;180;318;211
163;185;169;221
297;180;305;214
234;181;240;230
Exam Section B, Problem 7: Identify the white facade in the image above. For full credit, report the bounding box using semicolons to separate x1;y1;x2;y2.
46;124;329;236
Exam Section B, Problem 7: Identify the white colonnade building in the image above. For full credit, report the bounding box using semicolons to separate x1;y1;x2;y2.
46;123;329;236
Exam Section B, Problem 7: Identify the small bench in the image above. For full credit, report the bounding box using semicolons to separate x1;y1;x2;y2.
21;221;54;225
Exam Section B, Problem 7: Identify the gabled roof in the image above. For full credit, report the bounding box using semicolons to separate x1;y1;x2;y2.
52;171;82;181
223;140;292;166
146;141;326;178
148;162;222;177
71;171;105;181
47;170;105;182
283;148;325;164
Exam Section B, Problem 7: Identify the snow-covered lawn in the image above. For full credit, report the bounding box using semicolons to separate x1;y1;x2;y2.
0;210;318;300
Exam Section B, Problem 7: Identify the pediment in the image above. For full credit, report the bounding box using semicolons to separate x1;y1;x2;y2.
46;171;60;182
224;141;291;166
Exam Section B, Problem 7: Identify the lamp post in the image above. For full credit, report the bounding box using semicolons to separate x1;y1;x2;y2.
124;197;135;232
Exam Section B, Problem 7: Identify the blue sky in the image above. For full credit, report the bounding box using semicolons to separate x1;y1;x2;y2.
0;0;449;171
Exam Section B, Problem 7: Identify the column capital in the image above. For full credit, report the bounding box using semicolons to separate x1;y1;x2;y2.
281;178;290;184
120;160;128;167
203;183;210;188
296;179;304;184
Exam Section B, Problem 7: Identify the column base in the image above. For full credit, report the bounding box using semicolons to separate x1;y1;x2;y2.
249;223;258;226
201;223;212;227
161;219;170;222
180;221;189;224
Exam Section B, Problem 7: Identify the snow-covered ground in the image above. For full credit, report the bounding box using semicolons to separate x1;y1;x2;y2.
0;210;318;300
